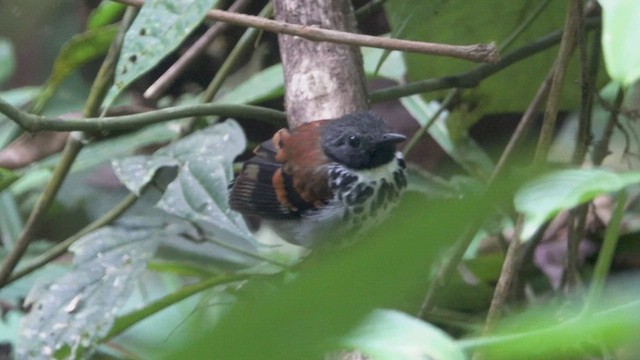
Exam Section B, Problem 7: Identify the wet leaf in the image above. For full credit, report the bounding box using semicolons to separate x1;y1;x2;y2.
103;0;219;108
18;226;161;359
515;168;640;240
113;120;257;253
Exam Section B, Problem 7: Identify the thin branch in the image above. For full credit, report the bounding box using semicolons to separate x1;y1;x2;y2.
592;87;625;165
144;0;252;100
403;89;459;157
583;191;627;313
7;193;138;285
480;0;582;336
369;17;600;103
532;0;579;167
0;99;286;132
114;0;499;64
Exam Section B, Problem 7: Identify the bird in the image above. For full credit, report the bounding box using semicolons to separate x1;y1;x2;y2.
229;111;408;248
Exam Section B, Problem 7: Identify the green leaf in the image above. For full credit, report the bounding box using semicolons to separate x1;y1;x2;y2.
18;226;161;359
113;120;258;254
32;25;118;113
385;0;593;115
0;167;18;191
401;95;494;179
218;64;284;104
342;309;466;360
87;1;126;30
515;168;640;240
0;37;15;86
599;0;640;86
103;0;219;108
362;46;407;82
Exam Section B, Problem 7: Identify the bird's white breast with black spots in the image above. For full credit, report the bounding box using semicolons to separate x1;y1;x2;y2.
326;152;407;236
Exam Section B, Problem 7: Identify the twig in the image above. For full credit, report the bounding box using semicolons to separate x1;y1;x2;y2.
403;89;459;157
592;87;625;165
480;0;581;337
144;0;252;100
498;0;552;51
583;191;627;313
482;217;527;334
369;17;600;103
0;99;286;132
113;0;500;64
179;2;273;136
532;0;579;167
489;69;553;183
6;193;138;285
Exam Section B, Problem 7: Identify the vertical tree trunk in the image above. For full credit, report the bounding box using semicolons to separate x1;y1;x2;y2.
273;0;369;128
273;2;370;359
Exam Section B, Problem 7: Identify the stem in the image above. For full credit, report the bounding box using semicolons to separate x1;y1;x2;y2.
532;0;579;167
0;100;286;132
403;89;459;157
583;191;627;313
105;273;254;340
591;87;624;165
114;0;499;63
144;0;252;100
6;193;138;285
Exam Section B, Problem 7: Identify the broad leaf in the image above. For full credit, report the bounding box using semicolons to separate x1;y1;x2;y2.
342;309;466;360
385;0;598;116
113;120;257;251
18;226;161;359
599;0;640;86
103;0;219;108
515;168;640;240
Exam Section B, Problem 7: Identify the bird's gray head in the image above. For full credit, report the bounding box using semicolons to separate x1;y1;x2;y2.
321;111;406;169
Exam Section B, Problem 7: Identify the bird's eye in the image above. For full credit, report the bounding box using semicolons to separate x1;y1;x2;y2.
348;135;361;148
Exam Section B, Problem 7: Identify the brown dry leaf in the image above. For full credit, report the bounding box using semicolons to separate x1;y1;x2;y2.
0;131;69;169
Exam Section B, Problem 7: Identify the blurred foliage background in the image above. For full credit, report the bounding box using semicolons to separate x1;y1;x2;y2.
1;0;640;359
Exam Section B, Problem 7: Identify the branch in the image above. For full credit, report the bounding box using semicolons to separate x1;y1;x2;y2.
0;99;286;132
114;0;499;64
370;17;600;103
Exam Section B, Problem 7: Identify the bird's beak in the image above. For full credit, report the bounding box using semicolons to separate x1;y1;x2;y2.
379;133;407;145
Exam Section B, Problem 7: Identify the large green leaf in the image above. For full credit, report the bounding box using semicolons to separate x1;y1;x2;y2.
385;0;588;115
103;0;219;108
599;0;640;86
515;168;640;240
18;226;161;359
342;309;466;360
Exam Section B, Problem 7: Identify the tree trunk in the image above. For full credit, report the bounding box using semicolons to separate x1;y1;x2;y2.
273;0;369;129
273;1;370;359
